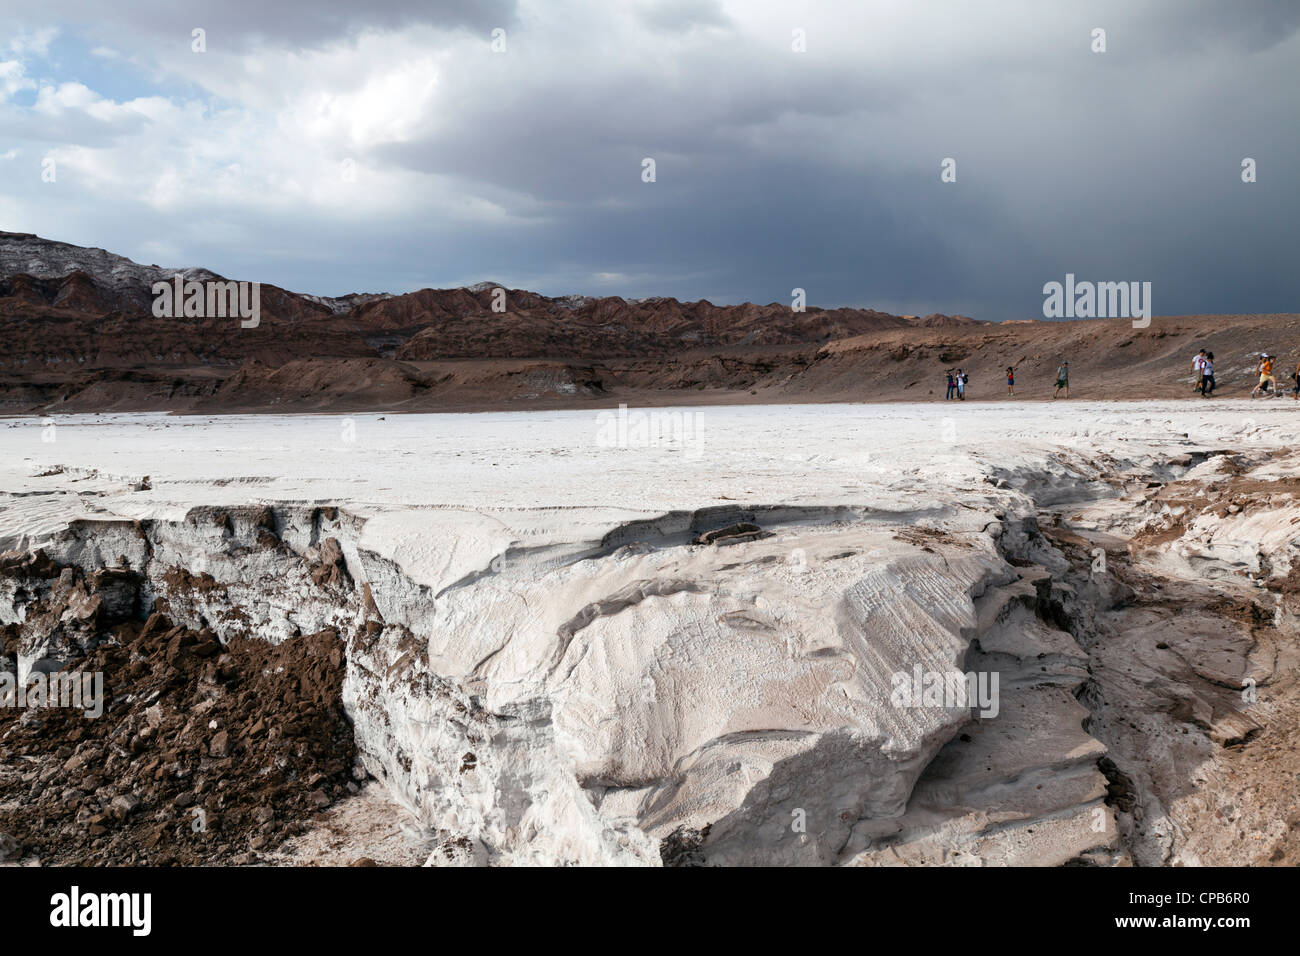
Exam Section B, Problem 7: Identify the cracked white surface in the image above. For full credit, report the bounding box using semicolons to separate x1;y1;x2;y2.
3;401;1298;864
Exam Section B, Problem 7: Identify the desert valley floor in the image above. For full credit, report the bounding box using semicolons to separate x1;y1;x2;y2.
2;400;1298;866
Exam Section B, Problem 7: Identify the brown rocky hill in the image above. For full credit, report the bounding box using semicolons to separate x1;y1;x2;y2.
1;231;1296;412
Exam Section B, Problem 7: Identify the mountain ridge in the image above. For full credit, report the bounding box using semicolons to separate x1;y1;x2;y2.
0;230;980;341
2;231;1297;414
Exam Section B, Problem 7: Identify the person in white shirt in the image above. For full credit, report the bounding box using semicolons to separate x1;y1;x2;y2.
1190;349;1207;392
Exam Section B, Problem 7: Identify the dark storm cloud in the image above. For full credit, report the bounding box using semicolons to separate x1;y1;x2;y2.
352;0;1300;317
1129;0;1300;54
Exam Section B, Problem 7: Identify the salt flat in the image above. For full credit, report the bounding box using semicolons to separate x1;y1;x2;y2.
0;399;1287;600
3;400;1297;563
2;400;1298;866
5;401;1298;507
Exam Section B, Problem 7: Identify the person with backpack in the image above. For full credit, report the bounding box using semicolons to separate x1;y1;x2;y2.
955;368;967;400
1054;361;1069;398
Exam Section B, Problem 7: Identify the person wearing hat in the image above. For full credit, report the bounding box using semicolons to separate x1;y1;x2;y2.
1252;353;1276;397
1054;361;1069;398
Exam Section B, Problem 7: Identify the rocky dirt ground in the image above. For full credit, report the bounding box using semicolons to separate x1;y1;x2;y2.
0;553;363;865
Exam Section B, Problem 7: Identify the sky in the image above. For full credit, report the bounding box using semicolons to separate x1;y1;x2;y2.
1;0;1297;320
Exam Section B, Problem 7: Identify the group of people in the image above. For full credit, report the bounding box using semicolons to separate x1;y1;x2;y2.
1191;348;1300;399
943;350;1298;401
943;362;1070;399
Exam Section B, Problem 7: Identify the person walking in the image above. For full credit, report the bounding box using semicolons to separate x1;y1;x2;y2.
1252;353;1276;397
945;369;956;400
1191;349;1207;393
1200;352;1216;396
1006;365;1017;396
1054;361;1069;398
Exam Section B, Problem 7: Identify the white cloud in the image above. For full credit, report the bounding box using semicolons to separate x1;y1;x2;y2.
33;81;102;113
9;27;58;56
0;60;35;102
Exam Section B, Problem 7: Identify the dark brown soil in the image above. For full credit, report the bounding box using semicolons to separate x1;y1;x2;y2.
0;609;358;865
